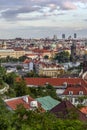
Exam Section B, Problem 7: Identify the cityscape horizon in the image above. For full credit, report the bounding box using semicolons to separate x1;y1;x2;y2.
0;0;87;39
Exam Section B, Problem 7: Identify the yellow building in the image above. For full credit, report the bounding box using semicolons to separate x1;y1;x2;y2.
0;49;25;58
37;63;65;77
14;48;25;58
0;49;15;58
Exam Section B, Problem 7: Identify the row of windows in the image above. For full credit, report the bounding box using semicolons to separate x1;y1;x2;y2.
69;91;83;95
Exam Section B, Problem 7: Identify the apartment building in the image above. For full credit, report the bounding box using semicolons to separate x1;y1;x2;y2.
0;48;25;58
35;62;64;77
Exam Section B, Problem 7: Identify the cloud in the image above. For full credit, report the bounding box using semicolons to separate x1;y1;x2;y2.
1;6;41;20
61;1;77;10
0;0;87;21
84;19;87;21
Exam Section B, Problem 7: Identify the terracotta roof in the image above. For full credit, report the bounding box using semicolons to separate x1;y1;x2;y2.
24;78;87;87
23;59;32;63
14;47;23;51
80;107;87;115
50;100;87;122
63;84;87;95
39;62;62;68
32;49;51;53
25;54;38;56
4;95;40;110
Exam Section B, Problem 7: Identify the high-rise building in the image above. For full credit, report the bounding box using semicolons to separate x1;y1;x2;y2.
62;34;65;39
74;33;77;39
53;35;57;41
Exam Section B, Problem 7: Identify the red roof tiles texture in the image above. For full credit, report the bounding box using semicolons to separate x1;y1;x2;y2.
80;107;87;115
63;84;87;95
5;96;40;110
24;78;87;87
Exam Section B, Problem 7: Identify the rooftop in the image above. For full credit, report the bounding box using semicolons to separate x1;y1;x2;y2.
23;77;87;87
36;96;60;111
80;106;87;115
4;95;40;110
50;100;87;122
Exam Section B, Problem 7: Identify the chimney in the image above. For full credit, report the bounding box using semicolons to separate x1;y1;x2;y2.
30;101;38;108
23;96;29;103
63;82;67;88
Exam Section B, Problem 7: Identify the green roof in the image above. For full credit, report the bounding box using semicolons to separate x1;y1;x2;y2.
36;96;60;111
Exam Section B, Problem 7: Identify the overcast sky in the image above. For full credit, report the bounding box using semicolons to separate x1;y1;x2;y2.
0;0;87;39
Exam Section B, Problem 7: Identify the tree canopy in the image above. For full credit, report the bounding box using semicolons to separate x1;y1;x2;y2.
54;51;70;63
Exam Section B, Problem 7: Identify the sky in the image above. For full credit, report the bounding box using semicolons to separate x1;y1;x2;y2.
0;0;87;39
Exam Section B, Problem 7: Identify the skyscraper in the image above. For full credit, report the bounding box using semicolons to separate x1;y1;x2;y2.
62;34;65;39
53;35;57;41
74;33;77;39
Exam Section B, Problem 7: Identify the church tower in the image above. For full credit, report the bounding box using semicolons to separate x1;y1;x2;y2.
71;41;76;62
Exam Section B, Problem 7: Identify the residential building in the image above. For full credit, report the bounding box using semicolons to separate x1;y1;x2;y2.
0;49;15;58
35;62;64;77
23;59;34;72
36;96;60;111
14;48;25;58
60;80;87;106
4;95;42;111
18;77;87;106
50;100;87;122
0;48;25;58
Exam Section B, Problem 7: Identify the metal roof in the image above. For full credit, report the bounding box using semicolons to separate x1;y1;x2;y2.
36;96;60;111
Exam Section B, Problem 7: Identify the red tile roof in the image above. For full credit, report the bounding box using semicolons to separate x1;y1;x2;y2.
32;49;51;53
80;107;87;115
5;95;40;110
23;59;32;63
24;78;87;87
14;47;23;51
63;84;87;95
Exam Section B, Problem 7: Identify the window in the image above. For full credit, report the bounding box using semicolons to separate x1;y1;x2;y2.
79;91;83;95
69;91;73;95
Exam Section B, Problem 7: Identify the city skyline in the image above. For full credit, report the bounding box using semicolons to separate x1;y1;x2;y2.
0;0;87;39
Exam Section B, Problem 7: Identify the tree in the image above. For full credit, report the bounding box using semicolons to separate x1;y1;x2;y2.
14;79;30;97
0;66;6;79
5;72;18;85
44;55;49;59
19;55;27;62
54;51;70;63
16;65;23;70
25;71;39;77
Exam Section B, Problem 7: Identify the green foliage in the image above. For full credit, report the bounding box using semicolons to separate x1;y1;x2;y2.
54;51;70;63
4;72;18;85
10;108;87;130
0;56;18;63
0;66;6;79
25;71;39;77
19;55;27;62
5;87;16;98
44;55;49;59
0;66;7;89
0;78;5;89
30;84;58;100
16;65;23;70
14;79;31;97
0;97;13;130
0;96;87;130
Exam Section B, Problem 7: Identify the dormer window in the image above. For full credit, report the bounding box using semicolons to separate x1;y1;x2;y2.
69;91;73;95
79;91;83;95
